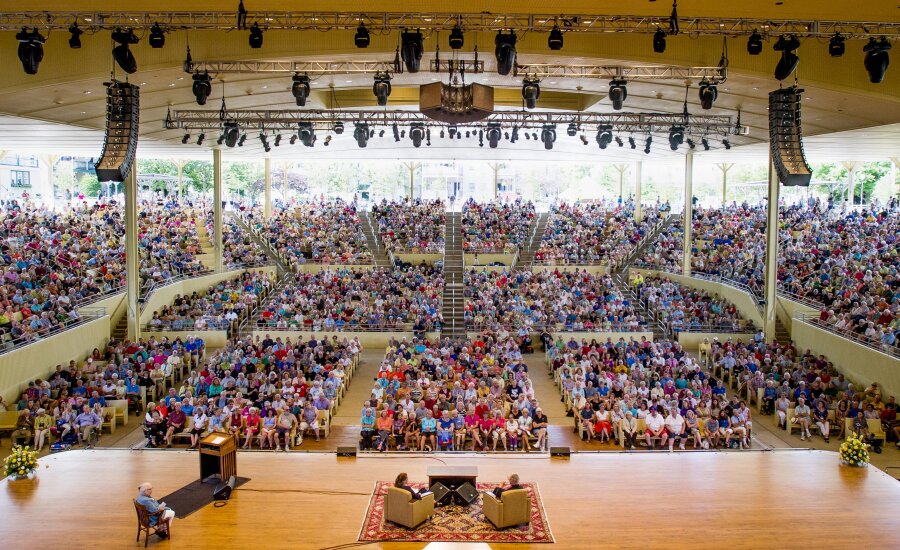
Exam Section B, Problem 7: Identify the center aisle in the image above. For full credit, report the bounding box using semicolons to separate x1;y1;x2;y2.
522;351;591;450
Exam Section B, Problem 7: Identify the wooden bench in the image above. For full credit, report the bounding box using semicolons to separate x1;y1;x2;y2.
109;400;129;427
0;410;19;443
101;406;117;434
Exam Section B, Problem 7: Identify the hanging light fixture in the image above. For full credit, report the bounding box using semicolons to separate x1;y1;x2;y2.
111;28;139;74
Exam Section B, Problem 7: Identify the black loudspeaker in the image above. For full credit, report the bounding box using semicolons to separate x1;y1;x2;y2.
769;87;812;187
550;446;571;457
457;482;479;505
213;475;236;501
430;482;450;504
337;446;357;457
95;81;140;183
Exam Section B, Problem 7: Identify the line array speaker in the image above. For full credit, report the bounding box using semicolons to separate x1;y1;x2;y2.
769;86;812;187
95;80;140;183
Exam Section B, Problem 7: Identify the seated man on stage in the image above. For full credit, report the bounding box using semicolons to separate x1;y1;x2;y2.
136;482;175;539
493;473;523;497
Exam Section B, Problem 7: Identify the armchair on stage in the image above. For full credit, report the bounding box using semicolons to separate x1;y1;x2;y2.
385;487;435;529
482;489;530;529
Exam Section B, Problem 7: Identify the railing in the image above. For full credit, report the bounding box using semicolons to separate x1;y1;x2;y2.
689;271;763;305
465;321;649;333
794;312;900;359
776;290;825;310
139;268;213;304
73;284;127;308
250;322;437;332
0;306;107;355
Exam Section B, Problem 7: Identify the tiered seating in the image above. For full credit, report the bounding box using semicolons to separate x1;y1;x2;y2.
461;199;535;254
371;198;445;253
204;212;269;268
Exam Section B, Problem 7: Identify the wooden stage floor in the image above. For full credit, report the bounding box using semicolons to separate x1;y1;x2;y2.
3;449;899;549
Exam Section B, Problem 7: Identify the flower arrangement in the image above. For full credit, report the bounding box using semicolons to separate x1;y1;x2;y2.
839;432;870;467
4;444;39;479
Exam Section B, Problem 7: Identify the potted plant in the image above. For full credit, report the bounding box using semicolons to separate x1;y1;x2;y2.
839;432;870;468
4;445;39;480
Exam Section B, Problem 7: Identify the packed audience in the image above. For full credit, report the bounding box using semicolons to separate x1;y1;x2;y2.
147;270;275;332
255;266;444;331
205;213;269;268
371;198;445;253
464;268;644;332
359;334;548;452
462;199;536;254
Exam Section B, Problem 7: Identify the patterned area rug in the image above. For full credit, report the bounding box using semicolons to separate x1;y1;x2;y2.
358;481;554;543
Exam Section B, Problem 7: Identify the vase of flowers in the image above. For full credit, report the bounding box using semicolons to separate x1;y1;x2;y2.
4;445;39;480
839;432;870;468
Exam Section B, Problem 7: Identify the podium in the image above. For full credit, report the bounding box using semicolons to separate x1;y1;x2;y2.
199;432;237;482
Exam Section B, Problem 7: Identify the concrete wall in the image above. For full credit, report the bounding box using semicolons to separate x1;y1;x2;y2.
466;253;515;267
0;316;110;403
396;253;443;265
142;330;229;348
629;268;764;328
792;319;900;400
678;332;756;349
776;295;820;333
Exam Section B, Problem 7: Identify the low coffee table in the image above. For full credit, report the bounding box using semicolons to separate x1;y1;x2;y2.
427;466;479;506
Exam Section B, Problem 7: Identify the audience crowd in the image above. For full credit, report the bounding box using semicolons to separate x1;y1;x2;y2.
371;199;445;253
462;199;535;254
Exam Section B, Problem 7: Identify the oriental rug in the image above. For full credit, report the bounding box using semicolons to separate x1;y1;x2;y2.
358;481;554;543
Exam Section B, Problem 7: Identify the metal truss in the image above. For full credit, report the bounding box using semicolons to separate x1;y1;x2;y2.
516;64;727;81
166;109;745;137
1;12;897;39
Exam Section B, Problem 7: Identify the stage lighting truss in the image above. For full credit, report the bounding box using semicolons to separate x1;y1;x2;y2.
5;12;897;40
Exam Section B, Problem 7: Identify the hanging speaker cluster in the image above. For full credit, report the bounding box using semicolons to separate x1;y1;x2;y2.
768;86;812;187
95;81;140;183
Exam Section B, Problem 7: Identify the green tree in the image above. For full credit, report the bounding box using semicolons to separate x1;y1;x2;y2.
224;161;264;197
78;173;101;197
183;160;213;194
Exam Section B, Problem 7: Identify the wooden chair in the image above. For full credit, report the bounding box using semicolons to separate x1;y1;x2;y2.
101;407;117;434
134;500;170;547
109;399;129;427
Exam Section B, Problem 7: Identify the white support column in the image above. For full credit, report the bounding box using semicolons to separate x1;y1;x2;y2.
717;162;734;207
682;151;694;276
489;163;501;199
124;167;140;341
614;164;628;203
842;161;859;208
213;149;223;272
764;156;780;342
634;161;643;222
177;160;185;201
263;157;272;219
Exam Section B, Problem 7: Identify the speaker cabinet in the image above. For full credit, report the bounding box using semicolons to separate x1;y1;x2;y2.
336;446;357;457
769;86;812;187
95;80;140;183
213;475;236;500
550;446;571;457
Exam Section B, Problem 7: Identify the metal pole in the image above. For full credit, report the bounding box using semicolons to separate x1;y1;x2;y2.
124;167;140;341
177;160;184;201
764;155;780;342
682;151;693;276
264;157;272;219
491;163;500;200
718;162;733;207
213;149;223;272
409;163;415;199
634;161;643;222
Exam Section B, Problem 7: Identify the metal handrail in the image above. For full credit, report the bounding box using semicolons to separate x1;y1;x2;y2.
465;321;648;333
73;284;127;308
794;312;900;359
776;290;825;310
249;322;438;332
0;307;107;356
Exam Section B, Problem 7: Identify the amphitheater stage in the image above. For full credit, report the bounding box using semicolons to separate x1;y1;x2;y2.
3;449;898;549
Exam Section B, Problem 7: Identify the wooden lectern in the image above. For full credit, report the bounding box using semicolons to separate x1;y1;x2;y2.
199;432;237;482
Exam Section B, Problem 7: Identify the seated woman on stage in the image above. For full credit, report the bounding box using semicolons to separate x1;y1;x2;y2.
394;472;426;500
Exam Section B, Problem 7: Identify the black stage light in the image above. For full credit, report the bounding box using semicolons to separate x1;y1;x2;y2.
686;138;696;150
192;71;212;105
566;122;578;137
699;81;718;110
68;23;84;49
298;123;315;147
238;134;247;147
448;126;457;138
511;126;519;142
355;23;370;48
249;23;263;48
702;138;710;151
449;25;464;50
111;28;139;74
216;133;225;145
478;129;484;147
596;125;613;149
723;139;731;150
373;72;392;106
668;125;685;151
392;123;401;142
274;134;282;147
181;133;190;144
863;37;891;84
324;135;332;146
548;25;563;51
644;135;652;154
401;29;424;73
653;28;667;53
615;136;624;147
289;134;297;145
747;30;763;56
486;123;501;148
495;30;517;76
532;132;538;140
291;73;311;106
628;136;636;149
525;132;530;140
410;123;425;148
773;35;801;81
259;133;270;152
354;122;369;148
580;135;589;145
522;77;540;109
149;23;165;49
16;27;45;75
540;124;556;150
609;79;628;110
197;132;205;146
828;33;845;57
378;129;385;137
333;121;344;134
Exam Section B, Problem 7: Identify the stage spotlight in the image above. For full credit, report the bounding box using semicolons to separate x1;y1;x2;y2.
392;123;401;142
401;29;424;73
511;126;519;143
291;73;311;106
828;33;845;57
686;138;696;150
16;28;45;75
249;23;263;48
410;123;425;148
699;81;718;110
608;79;628;110
259;133;270;152
566;122;578;137
379;129;385;137
747;30;763;56
653;28;667;53
274;134;282;147
216;133;225;145
596;125;613;149
701;138;710;151
324;135;332;146
373;72;392;106
495;30;517;76
298;123;315;147
580;135;589;145
355;23;370;48
668;125;685;151
540;124;556;150
289;134;297;145
615;136;624;147
644;135;652;154
532;132;538;140
478;129;484;147
333;121;344;134
548;25;563;51
863;37;891;84
723;139;731;150
149;23;165;48
773;35;801;81
486;123;501;148
68;23;83;49
426;128;431;146
464;130;470;138
191;71;212;105
181;133;190;144
238;134;247;147
525;132;530;140
449;25;464;50
522;77;540;109
111;28;139;74
370;129;375;138
354;122;369;148
628;136;636;149
197;132;205;146
448;126;458;139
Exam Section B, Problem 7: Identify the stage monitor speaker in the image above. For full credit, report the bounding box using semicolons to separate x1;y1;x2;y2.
213;475;236;501
457;482;479;505
550;446;571;457
336;446;357;457
430;482;450;503
769;86;812;187
95;80;140;183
